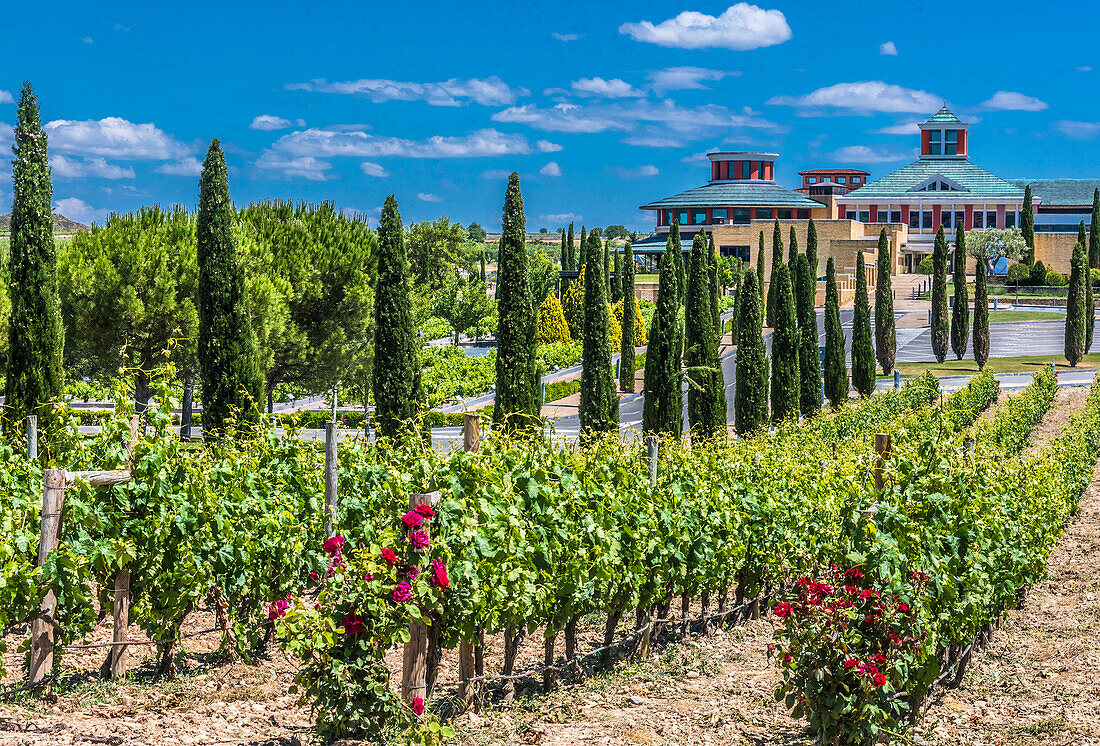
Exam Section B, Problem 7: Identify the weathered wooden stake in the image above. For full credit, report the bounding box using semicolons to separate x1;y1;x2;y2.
109;568;131;679
324;422;338;538
26;415;37;460
30;469;66;682
874;433;892;493
458;414;482;711
647;435;658;487
463;412;480;454
401;492;441;702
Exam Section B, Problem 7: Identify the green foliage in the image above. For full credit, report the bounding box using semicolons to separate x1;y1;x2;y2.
950;226;969;361
1030;260;1048;286
668;223;685;307
579;231;618;434
973;261;989;369
734;268;768;434
466;221;487;244
708;231;720;337
767;220;783;327
769;263;799;424
612;248;624;303
494;173;540;432
4;82;64;440
528;246;557;308
643;234;683;436
756;231;766;304
806;218;818;280
795;255;822;417
620;241;637;393
561;264;585;338
1090;189;1100;270
604;224;629;241
1046;270;1068;286
875;229;896;375
196;139;262;435
537;294;571;345
851;253;875;397
1006;262;1031;285
685;233;723;439
1021;184;1035;263
406;217;473;288
965;228;1027;278
823;258;848;407
434;276;494;344
564;222;575;272
930;228;949;363
1065;241;1087;366
788;225;798;265
918;257;933;275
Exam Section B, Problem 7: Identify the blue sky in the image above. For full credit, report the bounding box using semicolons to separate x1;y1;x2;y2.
1;1;1098;232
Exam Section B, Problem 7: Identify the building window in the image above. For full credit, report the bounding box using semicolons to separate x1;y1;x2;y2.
974;211;984;229
721;245;751;263
693;208;707;225
928;129;942;155
777;209;792;220
942;211;953;229
856;210;868;223
986;211;997;228
806;176;816;184
890;210;902;223
677;210;689;226
909;210;920;229
945;129;958;156
877;206;889;223
846;210;857;221
922;211;933;229
1005;211;1016;229
837;176;847;184
797;209;810;219
851;176;862;184
733;208;750;224
756;208;773;219
712;208;728;222
742;160;752;179
955;211;964;228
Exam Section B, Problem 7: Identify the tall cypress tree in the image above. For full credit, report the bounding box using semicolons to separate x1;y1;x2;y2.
1021;185;1035;264
851;253;875;398
643;234;683;437
1090;189;1100;270
930;227;950;363
1066;240;1087;367
769;263;799;423
566;222;575;270
686;233;719;437
603;239;612;299
196;139;262;434
735;268;768;434
729;266;742;346
806;218;819;281
874;229;896;374
823;258;848;406
756;231;766;305
795;254;822;417
612;248;624;302
494;173;540;431
788;225;798;265
621;241;636;393
373;195;423;438
580;230;619;433
4;82;64;436
766;220;783;327
578;226;587;272
560;228;569;272
1079;221;1094;352
973;257;989;369
670;223;685;306
950;224;970;360
707;231;720;337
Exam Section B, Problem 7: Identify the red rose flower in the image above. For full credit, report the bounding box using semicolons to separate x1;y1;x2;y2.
843;659;858;669
322;535;345;556
844;568;863;579
406;566;419;581
268;599;289;620
773;602;793;619
342;612;365;635
414;504;435;519
873;672;887;687
889;633;902;645
431;558;449;589
412;696;425;716
896;602;911;614
410;529;430;551
874;654;887;665
380;548;399;566
393;581;413;603
401;511;424;529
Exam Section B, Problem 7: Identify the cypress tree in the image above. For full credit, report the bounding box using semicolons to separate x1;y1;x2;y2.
4;82;64;436
670;223;685;306
686;233;718;437
612;248;624;302
1021;185;1035;264
874;229;896;374
560;228;569;271
373;195;423;438
578;226;587;272
580;230;618;433
823;258;848;406
769;263;799;423
1080;221;1094;352
494;173;540;431
643;234;683;437
566;222;575;270
196;139;262;434
621;241;636;393
806;218;819;280
734;268;768;434
1066;240;1087;367
950;224;970;360
603;239;612;299
973;257;989;370
729;266;742;346
851;253;875;397
1090;189;1100;270
796;254;822;417
788;225;798;265
766;220;783;327
930;227;950;363
756;231;766;305
480;249;487;283
708;231;720;336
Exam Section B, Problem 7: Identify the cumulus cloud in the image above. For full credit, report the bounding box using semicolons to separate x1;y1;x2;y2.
980;91;1048;111
482;169;511;179
266;127;534;160
0;90;13;104
1053;120;1100;139
54;197;110;225
552;32;580;41
1078;66;1092;72
250;114;294;130
493;103;628;134
287;76;528;106
360;161;390;177
539;161;562;176
153;158;203;176
647;67;737;94
83;36;94;44
767;81;940;114
536;139;563;152
607;165;660;178
50;155;135;179
870;121;920;135
831;145;913;163
541;212;580;222
879;41;897;56
255;153;334;181
45;117;191;159
619;3;792;50
417;192;443;202
569;77;646;98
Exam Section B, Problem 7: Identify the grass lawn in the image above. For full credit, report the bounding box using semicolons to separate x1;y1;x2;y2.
890;353;1100;377
635;274;658;282
987;309;1065;323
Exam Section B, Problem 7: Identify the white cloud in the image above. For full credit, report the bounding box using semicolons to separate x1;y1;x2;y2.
1053;120;1100;139
647;67;736;94
681;148;720;164
541;212;580;222
417;192;443;202
255;153;334;181
831;145;913;163
607;165;660;178
980;90;1048;111
879;41;897;56
536;139;563;153
0;90;13;104
83;36;94;45
1078;66;1093;72
360;161;389;177
250;114;294;130
50;155;135;179
155;158;203;176
482;169;511;179
570;77;646;98
552;32;580;41
539;161;562;176
870;121;920;135
493;102;628;134
287;76;528;106
767;81;939;114
619;3;792;50
45;117;191;159
267;127;534;159
54;197;110;225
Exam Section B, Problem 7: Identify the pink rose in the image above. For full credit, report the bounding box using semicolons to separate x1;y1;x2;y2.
393;581;413;603
401;511;423;529
412;696;425;716
322;535;345;556
414;504;435;519
380;548;398;566
342;612;365;635
410;529;430;551
431;558;449;589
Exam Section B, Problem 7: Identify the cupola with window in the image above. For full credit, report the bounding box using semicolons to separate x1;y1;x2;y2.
708;151;778;182
919;105;969;158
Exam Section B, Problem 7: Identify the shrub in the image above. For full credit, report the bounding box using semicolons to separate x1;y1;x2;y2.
1005;262;1030;286
536;295;571;345
1046;270;1068;287
1090;268;1100;287
561;265;586;338
1029;260;1048;286
917;257;933;275
612;297;647;346
608;303;623;353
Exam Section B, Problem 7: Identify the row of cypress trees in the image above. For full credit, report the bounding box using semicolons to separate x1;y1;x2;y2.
926;225;992;369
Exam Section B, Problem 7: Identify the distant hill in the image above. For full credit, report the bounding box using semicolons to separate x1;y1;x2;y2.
0;213;90;234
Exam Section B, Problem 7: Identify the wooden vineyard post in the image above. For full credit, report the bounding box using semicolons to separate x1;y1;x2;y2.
26;415;37;460
324;422;338;538
108;568;131;679
402;491;441;703
458;412;483;710
874;433;892;493
29;469;66;682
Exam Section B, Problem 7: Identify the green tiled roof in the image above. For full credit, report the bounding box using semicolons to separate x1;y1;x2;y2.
1009;179;1100;207
843;158;1024;199
927;106;962;123
640;181;821;210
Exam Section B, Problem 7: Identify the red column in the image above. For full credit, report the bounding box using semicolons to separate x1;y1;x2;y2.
964;206;973;230
997;205;1006;228
921;130;931;156
706;208;713;225
719;161;728;180
932;204;942;229
869;206;878;223
712;161;720;180
901;205;910;226
733;161;742;179
749;161;759;180
956;130;967;156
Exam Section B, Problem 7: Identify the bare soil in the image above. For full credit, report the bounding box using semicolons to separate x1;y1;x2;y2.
1022;385;1089;456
